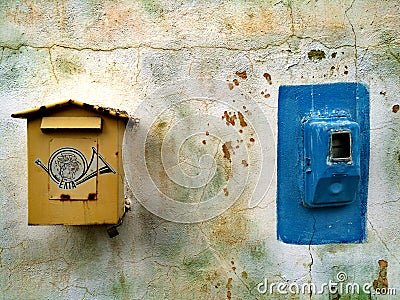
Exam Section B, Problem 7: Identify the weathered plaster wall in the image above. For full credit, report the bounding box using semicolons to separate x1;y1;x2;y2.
1;0;399;299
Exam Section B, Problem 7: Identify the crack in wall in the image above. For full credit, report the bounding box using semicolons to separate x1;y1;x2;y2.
308;215;316;300
359;46;369;66
1;36;397;55
1;37;398;87
0;157;23;161
0;43;276;53
370;124;399;132
0;248;3;269
344;0;358;80
388;48;400;65
47;47;59;84
368;218;400;264
245;51;255;73
133;47;141;86
139;269;170;300
52;284;95;300
383;199;400;204
286;0;295;36
229;262;261;300
0;47;4;65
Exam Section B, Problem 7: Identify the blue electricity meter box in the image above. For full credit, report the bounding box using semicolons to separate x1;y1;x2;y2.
303;115;360;207
277;83;369;245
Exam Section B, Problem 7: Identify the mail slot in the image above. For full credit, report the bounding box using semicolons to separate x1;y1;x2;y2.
12;100;129;225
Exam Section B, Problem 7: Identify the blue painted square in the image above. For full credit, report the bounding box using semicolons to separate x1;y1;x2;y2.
277;83;369;244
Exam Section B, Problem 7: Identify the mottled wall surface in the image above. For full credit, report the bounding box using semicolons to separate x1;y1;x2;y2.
1;0;399;299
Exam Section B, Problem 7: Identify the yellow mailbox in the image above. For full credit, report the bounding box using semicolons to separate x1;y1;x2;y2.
12;100;129;225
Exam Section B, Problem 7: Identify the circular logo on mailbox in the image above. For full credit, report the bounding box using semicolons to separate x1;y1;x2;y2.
48;147;88;189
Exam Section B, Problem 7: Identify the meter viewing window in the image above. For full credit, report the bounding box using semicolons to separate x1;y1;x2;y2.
330;131;351;162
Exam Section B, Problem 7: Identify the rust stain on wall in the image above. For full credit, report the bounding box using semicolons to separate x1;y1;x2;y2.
223;187;229;196
227;290;232;299
373;260;388;293
263;72;272;85
209;214;249;246
241;159;248;167
222;111;237;126
392;104;399;113
226;276;233;299
222;111;248;127
222;143;231;162
228;71;247;90
237;111;247;127
235;71;247;80
230;260;235;271
261;90;270;98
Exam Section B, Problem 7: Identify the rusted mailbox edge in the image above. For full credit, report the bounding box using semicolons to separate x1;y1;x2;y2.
11;99;130;121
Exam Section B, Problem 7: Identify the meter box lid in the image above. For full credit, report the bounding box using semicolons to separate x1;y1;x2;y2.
12;100;129;225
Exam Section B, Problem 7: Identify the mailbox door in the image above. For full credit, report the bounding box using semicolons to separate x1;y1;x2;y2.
48;138;98;200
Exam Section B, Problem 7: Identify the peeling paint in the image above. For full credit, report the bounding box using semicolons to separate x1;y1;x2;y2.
308;49;326;60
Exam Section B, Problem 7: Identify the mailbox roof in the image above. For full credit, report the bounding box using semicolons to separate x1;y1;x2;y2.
11;100;129;121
